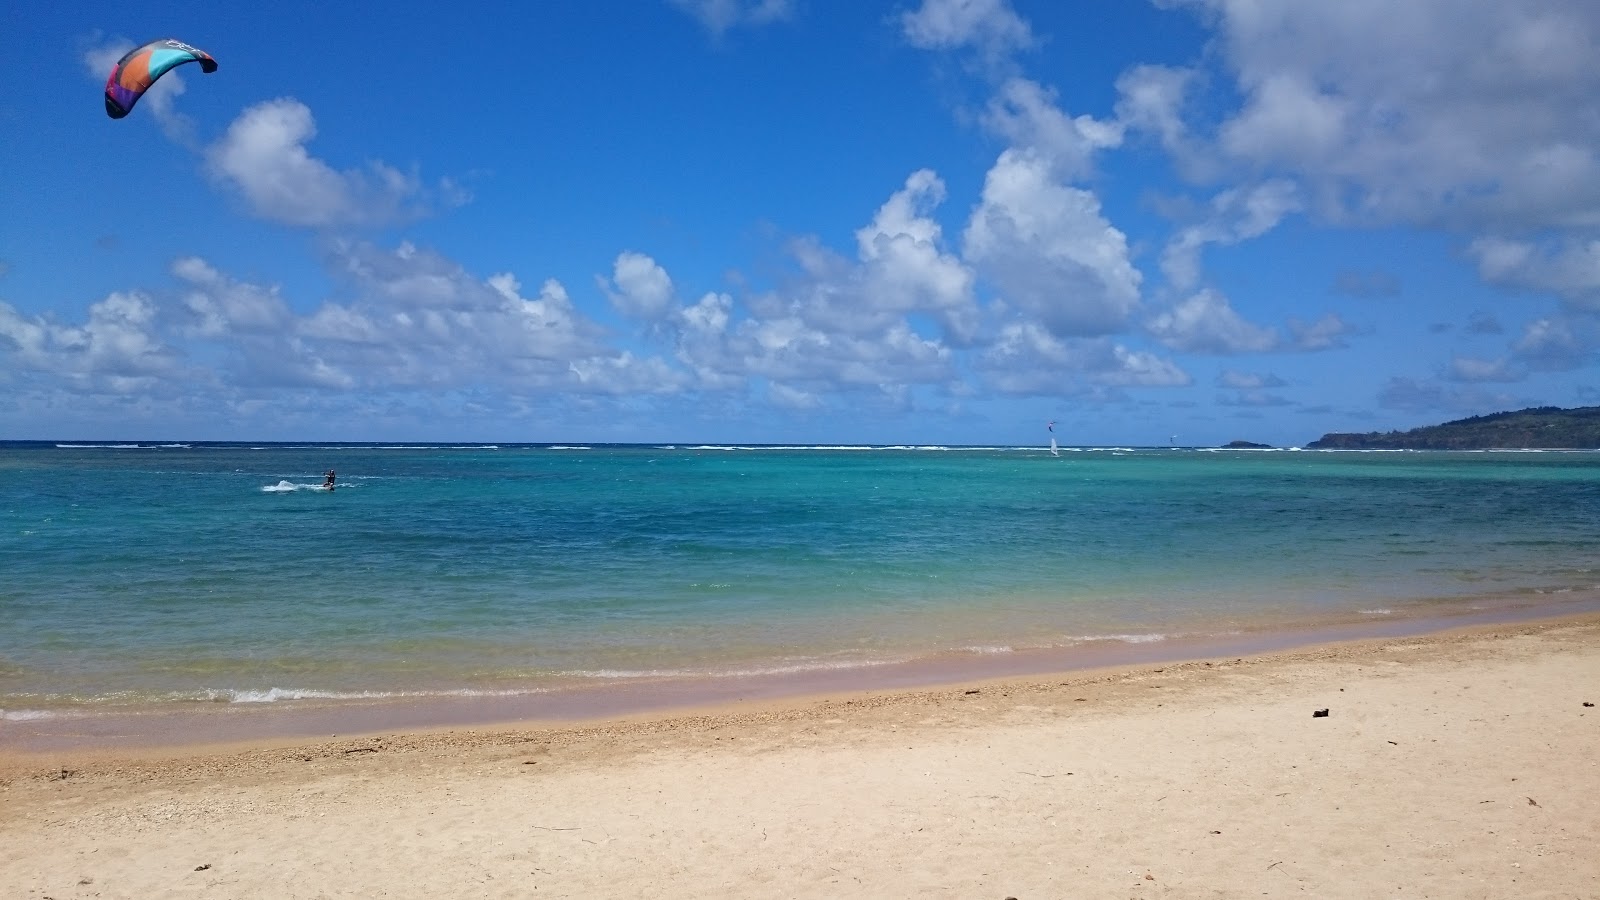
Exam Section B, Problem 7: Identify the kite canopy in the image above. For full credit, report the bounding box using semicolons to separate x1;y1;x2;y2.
104;38;217;119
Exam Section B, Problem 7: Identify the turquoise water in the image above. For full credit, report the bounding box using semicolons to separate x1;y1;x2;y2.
3;442;1600;720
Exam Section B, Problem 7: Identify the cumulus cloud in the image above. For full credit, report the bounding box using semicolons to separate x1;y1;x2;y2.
678;291;955;394
601;252;677;322
767;381;823;410
1146;289;1278;353
310;241;648;391
669;0;793;38
0;243;684;402
1511;315;1598;370
853;170;980;342
1114;65;1208;177
1095;344;1192;388
0;291;180;393
1286;313;1357;351
974;322;1189;395
172;257;294;337
1448;355;1522;382
1378;376;1520;414
1217;370;1286;390
1160;0;1600;229
645;171;978;402
1470;236;1600;309
207;99;463;228
901;0;1034;62
963;150;1142;336
1160;180;1300;290
982;78;1123;179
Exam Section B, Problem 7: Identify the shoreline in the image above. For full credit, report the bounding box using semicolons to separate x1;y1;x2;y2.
3;611;1597;898
6;606;1598;772
5;596;1599;758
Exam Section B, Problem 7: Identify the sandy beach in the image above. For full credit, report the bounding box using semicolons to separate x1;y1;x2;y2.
3;615;1598;899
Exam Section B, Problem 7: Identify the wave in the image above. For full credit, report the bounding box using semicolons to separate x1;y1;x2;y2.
1062;632;1170;645
201;686;542;703
367;445;499;451
1;708;67;721
569;657;901;680
261;480;332;493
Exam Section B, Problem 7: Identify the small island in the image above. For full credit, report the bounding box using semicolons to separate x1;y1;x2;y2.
1307;406;1600;450
1222;440;1274;449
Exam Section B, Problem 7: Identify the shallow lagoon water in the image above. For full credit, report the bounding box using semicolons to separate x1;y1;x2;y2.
3;442;1599;724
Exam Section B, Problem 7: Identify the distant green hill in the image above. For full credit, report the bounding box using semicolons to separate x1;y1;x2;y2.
1307;406;1600;450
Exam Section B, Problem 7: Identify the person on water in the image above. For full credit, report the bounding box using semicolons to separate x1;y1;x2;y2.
323;469;336;490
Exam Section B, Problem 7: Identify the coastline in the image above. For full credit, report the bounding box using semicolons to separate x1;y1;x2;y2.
5;593;1599;756
4;612;1598;897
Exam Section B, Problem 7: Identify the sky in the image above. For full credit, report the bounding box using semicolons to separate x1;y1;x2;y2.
3;0;1599;447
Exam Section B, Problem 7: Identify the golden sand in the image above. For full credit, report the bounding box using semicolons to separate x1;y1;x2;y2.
4;615;1598;898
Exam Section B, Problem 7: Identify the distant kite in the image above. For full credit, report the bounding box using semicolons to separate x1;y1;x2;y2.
104;38;217;119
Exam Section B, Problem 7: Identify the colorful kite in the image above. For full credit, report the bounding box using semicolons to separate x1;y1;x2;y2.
104;38;217;119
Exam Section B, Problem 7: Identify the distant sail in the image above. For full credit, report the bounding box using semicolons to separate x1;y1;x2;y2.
1047;421;1059;456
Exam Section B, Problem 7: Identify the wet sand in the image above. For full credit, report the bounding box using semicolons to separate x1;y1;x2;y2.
9;595;1599;754
3;614;1598;898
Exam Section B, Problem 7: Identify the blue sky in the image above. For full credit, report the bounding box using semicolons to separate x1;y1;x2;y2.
3;0;1598;446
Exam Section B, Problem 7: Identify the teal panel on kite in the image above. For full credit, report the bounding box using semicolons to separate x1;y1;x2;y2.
104;38;218;119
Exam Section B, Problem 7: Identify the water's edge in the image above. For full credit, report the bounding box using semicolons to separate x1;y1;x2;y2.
8;594;1597;755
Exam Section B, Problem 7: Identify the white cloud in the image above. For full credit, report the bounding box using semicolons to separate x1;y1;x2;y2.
1161;180;1300;290
207;100;459;228
692;305;955;391
311;242;637;390
1114;65;1207;176
1470;236;1600;309
901;0;1034;60
1378;377;1520;414
1162;0;1600;229
1146;289;1278;354
982;79;1123;179
767;381;822;410
963;149;1142;336
642;171;975;400
853;170;980;343
1095;345;1193;387
0;291;179;391
1286;313;1357;351
975;322;1190;395
601;252;677;321
1448;355;1522;382
568;352;688;394
1217;370;1286;390
172;257;293;337
669;0;793;38
1512;315;1597;370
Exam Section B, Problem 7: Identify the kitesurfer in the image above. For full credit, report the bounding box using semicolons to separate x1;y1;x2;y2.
323;469;336;490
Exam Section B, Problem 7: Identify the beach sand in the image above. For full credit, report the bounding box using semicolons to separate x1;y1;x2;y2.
3;615;1598;899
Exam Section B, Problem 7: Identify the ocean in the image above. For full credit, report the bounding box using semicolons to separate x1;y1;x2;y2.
4;442;1599;744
